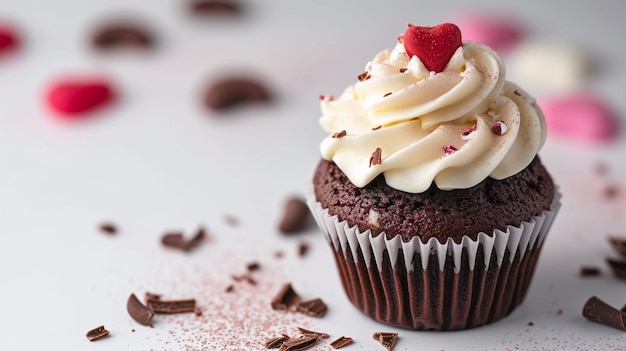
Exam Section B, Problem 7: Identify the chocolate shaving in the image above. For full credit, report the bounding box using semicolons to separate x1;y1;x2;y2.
91;22;154;50
580;266;601;277
189;0;241;15
265;334;290;349
297;241;309;257
186;226;207;251
369;147;382;167
330;336;353;349
160;226;207;252
278;335;319;351
147;298;196;314
609;236;626;256
204;77;271;110
225;284;234;293
582;296;626;331
357;71;370;81
85;325;109;341
296;298;327;317
271;283;300;311
127;293;154;326
296;327;329;339
332;130;347;138
278;196;311;234
399;68;407;73
194;307;202;316
372;125;382;131
144;292;162;303
383;92;392;97
607;257;626;280
372;332;398;351
98;222;117;235
231;273;257;285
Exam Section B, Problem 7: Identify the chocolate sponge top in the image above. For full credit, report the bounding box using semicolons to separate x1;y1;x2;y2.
313;157;555;243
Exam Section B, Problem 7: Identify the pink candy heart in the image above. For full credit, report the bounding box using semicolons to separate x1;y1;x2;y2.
46;78;116;118
0;24;20;56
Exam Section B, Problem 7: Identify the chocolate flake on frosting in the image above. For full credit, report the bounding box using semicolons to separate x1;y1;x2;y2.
369;147;382;167
332;130;347;138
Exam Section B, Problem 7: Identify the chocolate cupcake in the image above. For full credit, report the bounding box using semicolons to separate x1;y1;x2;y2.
307;23;560;330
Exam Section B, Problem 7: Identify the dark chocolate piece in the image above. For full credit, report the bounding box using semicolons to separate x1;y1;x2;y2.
98;222;117;235
607;257;626;280
296;298;327;318
372;332;398;351
127;293;154;326
147;298;196;314
186;226;207;251
271;283;300;311
225;284;235;293
296;327;329;339
278;336;319;351
297;241;309;257
247;261;261;271
92;22;154;50
278;196;311;234
85;325;109;341
609;236;626;256
161;231;186;250
204;77;271;110
580;266;601;276
144;292;162;303
330;336;353;349
264;334;290;349
189;0;241;15
582;296;626;331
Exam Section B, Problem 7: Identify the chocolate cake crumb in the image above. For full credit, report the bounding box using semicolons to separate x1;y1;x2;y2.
278;335;319;351
296;327;329;339
127;293;154;326
582;296;626;331
98;222;117;235
271;283;300;311
369;147;382;167
296;298;327;317
264;334;290;349
148;298;196;314
278;196;311;234
606;257;626;280
330;336;353;349
609;236;626;256
85;325;109;341
297;241;309;257
372;332;398;351
580;266;601;277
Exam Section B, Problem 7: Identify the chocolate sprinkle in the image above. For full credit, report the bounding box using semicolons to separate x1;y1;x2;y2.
399;68;407;73
582;296;626;331
271;283;300;311
265;334;290;349
85;325;109;342
372;332;398;351
296;298;327;318
357;71;370;81
127;293;154;326
609;236;626;256
332;130;347;138
278;196;311;234
147;298;196;314
247;261;261;272
330;336;353;349
296;327;329;339
369;147;382;167
606;257;626;280
98;222;117;235
278;335;319;351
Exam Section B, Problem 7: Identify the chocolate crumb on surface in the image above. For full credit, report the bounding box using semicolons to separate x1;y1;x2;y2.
247;261;261;271
296;298;327;318
91;22;154;50
582;296;626;331
186;226;207;251
98;222;117;235
204;77;271;110
606;257;626;280
527;321;534;326
297;240;309;257
85;325;109;341
160;227;207;252
223;214;239;226
188;0;241;16
264;334;290;349
330;336;353;349
271;283;300;311
278;335;319;351
194;307;202;316
144;291;162;303
148;298;196;314
278;196;312;234
609;236;626;256
127;293;154;326
372;332;398;351
225;284;234;293
604;184;620;200
296;327;329;339
580;266;601;277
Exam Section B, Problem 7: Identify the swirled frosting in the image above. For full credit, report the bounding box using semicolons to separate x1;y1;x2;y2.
319;40;546;193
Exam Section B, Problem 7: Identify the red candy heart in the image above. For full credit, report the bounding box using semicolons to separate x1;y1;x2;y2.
46;78;116;118
0;25;19;56
403;23;462;73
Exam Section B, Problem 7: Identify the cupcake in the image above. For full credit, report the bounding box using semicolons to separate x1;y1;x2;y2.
307;23;560;330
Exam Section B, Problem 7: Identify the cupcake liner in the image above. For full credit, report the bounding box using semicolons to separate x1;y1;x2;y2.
306;188;561;330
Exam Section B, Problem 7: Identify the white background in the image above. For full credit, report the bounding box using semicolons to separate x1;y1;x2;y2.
1;1;626;350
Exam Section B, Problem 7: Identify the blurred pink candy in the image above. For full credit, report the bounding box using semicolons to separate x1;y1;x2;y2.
455;13;524;55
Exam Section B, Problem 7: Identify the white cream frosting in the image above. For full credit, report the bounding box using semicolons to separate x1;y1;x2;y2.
319;40;546;193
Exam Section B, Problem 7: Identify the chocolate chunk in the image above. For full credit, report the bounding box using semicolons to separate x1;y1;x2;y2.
85;325;109;341
186;226;207;251
204;77;271;110
144;292;162;303
297;241;309;257
278;335;319;351
247;261;261;272
147;298;196;314
160;226;207;252
609;236;626;256
296;327;329;339
296;298;327;318
278;196;311;234
582;296;626;331
372;332;398;351
225;284;234;293
607;257;626;280
580;266;601;277
92;22;154;50
189;0;241;15
264;334;290;349
98;222;117;235
330;336;353;349
271;283;300;311
127;293;154;326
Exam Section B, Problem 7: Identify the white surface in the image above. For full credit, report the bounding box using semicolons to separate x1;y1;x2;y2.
1;1;626;350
